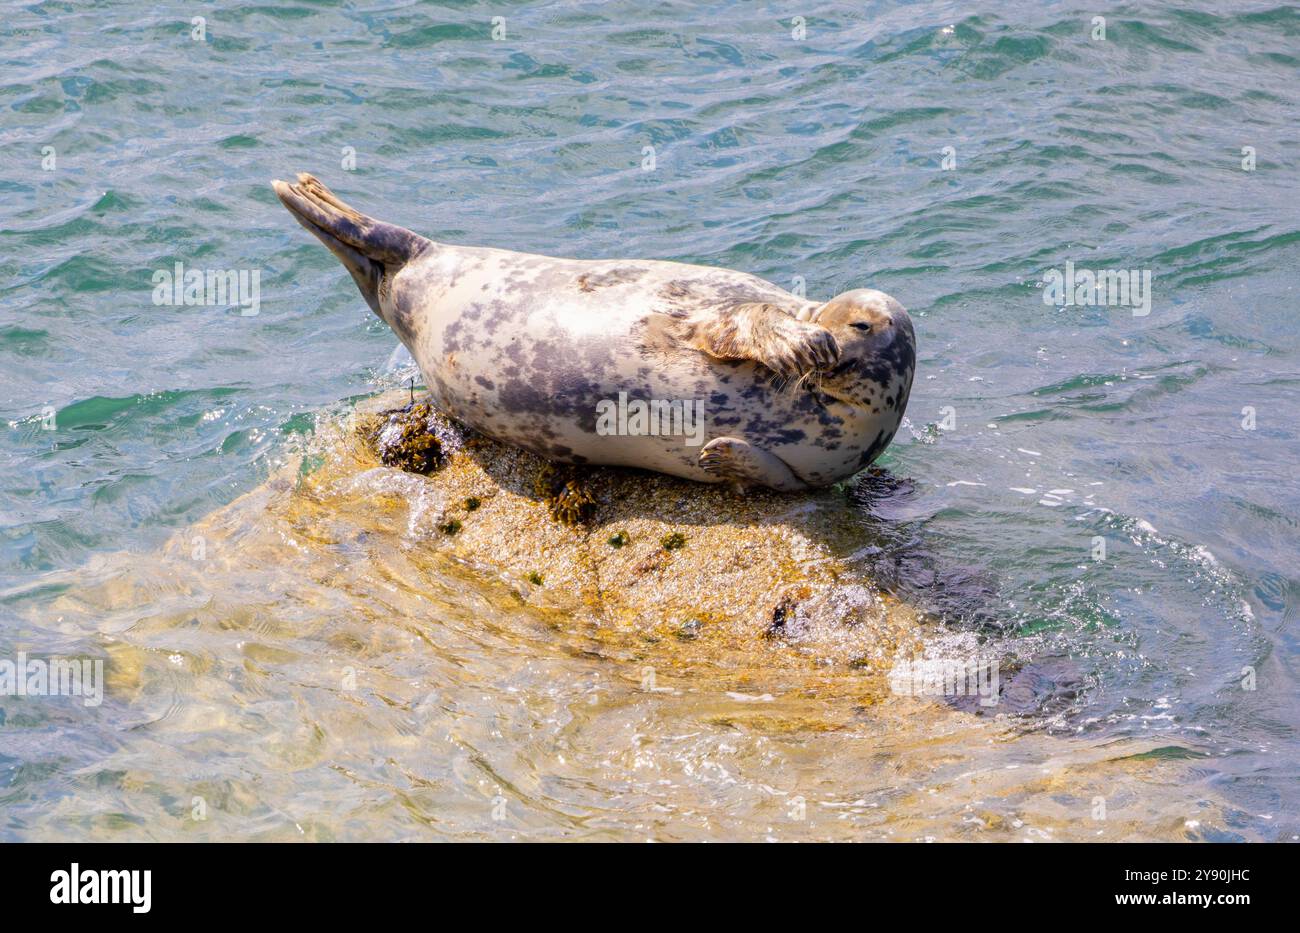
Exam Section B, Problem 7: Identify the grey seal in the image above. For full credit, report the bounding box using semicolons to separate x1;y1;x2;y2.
274;173;914;492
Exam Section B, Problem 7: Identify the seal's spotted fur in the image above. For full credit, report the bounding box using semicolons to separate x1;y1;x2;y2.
274;173;915;491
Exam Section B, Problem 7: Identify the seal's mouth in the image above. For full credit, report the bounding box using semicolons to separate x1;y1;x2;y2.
805;358;863;408
814;384;859;408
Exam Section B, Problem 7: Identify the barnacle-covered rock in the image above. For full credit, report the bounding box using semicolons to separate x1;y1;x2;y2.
361;402;445;474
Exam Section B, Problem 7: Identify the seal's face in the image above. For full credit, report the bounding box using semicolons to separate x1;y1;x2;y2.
811;289;915;413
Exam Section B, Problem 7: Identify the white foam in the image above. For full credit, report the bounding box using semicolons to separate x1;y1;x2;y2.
726;692;774;703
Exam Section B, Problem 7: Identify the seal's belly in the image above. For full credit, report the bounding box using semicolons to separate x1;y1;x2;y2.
419;329;888;486
422;335;732;481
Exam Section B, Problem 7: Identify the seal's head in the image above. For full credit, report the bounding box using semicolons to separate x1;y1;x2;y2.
806;288;915;414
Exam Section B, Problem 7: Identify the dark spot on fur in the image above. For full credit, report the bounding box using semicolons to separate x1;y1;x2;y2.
577;266;646;292
499;379;551;414
660;281;694;301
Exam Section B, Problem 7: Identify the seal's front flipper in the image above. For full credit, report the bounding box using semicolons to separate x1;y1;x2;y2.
677;303;840;381
699;437;807;492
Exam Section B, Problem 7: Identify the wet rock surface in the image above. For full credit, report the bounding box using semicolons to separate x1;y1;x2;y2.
352;391;924;688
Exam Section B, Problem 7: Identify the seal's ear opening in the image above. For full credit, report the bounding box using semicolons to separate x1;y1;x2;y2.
273;173;432;317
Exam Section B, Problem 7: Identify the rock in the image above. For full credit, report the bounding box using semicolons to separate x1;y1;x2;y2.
349;391;923;689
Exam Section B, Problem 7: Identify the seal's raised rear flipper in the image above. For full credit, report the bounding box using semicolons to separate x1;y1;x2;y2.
272;173;432;315
273;173;430;266
699;437;808;492
673;302;840;382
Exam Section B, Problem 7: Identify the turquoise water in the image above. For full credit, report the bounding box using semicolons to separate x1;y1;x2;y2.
2;1;1298;840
